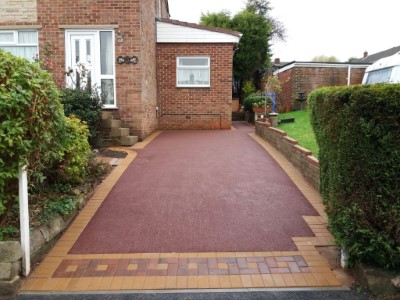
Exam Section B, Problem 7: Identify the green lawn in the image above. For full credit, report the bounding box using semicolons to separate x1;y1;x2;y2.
278;110;319;157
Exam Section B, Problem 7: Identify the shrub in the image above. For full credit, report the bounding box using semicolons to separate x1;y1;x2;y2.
48;115;91;184
309;84;400;269
243;94;272;112
0;49;65;220
242;80;256;100
60;88;102;146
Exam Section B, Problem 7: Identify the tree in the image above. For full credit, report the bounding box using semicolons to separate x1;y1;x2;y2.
245;0;271;17
200;10;232;28
231;10;271;80
311;55;340;62
200;0;285;97
245;0;286;42
201;10;271;80
347;57;358;63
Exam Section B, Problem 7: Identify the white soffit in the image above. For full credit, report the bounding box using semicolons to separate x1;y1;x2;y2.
157;21;240;43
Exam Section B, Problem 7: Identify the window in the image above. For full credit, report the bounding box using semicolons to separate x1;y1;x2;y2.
0;30;38;61
366;67;392;84
66;30;116;108
177;57;210;87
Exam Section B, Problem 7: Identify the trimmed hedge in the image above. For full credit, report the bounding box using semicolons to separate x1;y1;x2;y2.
309;84;400;269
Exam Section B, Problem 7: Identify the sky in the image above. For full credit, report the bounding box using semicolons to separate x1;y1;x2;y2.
168;0;399;62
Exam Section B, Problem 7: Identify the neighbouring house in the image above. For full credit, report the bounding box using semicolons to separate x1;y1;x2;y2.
269;46;400;113
269;60;370;112
0;0;240;145
352;45;400;64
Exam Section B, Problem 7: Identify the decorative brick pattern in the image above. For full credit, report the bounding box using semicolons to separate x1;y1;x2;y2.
52;255;311;279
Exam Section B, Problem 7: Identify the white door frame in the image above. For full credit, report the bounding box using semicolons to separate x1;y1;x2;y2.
65;29;117;108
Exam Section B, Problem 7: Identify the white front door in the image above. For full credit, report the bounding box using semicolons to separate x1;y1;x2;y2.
68;33;96;90
66;30;116;108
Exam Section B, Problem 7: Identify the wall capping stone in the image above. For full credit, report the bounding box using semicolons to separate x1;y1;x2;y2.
0;25;42;29
255;121;320;191
58;24;119;29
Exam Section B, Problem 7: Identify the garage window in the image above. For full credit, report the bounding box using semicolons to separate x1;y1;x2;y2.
177;56;210;87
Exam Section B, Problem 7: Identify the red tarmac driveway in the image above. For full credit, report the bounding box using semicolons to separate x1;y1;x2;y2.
70;122;318;254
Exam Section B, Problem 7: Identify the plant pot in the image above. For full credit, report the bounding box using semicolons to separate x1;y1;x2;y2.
253;107;272;114
252;107;265;113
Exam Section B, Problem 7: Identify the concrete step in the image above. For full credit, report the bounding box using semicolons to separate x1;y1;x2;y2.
98;138;121;147
120;135;138;146
102;119;121;129
101;111;113;120
110;127;129;137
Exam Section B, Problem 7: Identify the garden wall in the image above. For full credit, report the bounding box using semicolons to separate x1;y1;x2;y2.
255;121;320;191
0;185;95;299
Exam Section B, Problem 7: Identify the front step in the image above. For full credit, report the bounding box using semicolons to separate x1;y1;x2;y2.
102;119;121;129
110;127;129;137
120;135;138;146
100;112;138;147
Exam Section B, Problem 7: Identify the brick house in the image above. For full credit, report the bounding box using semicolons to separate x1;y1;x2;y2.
0;0;240;144
269;61;370;112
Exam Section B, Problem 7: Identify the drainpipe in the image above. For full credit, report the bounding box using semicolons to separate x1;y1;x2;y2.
347;65;351;86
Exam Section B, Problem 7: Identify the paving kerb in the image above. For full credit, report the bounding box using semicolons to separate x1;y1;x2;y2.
19;123;343;293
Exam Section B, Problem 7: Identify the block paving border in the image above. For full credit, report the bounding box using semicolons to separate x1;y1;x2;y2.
20;128;341;292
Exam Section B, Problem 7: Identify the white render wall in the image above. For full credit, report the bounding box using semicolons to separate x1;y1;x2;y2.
157;21;240;43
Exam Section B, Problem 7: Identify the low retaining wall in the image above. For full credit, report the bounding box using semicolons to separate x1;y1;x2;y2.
0;242;22;300
0;184;96;299
255;121;320;191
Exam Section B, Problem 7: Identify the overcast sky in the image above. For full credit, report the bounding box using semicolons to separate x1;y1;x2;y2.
168;0;399;62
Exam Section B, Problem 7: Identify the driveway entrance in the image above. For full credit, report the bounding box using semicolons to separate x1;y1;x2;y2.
19;122;342;292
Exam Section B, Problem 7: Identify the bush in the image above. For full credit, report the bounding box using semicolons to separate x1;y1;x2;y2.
48;115;91;184
242;80;256;100
60;88;102;146
0;49;65;220
309;84;400;269
243;94;272;112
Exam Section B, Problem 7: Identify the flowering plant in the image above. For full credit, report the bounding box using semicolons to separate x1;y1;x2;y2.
33;42;54;71
65;62;90;90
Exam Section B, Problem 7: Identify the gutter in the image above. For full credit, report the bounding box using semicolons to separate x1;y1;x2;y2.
274;61;371;75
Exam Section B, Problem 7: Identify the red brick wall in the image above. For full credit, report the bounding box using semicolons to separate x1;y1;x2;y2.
138;1;158;138
21;0;159;139
275;69;293;113
157;43;234;130
276;66;366;112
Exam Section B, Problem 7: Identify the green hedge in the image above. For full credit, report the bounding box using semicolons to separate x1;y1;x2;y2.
309;84;400;269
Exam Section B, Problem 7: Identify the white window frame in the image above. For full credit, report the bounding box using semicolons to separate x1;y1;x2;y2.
0;30;39;60
176;56;211;88
65;29;117;109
